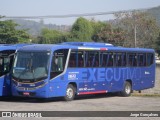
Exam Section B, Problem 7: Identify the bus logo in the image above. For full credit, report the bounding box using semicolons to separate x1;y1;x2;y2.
68;73;77;80
2;112;11;117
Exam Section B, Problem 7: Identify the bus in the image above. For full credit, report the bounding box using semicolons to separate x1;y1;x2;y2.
0;44;29;97
11;42;155;101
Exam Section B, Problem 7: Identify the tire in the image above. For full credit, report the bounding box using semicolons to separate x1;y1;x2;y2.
64;84;75;101
120;81;132;97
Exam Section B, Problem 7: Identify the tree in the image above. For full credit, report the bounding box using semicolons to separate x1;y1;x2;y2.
156;32;160;55
68;17;93;42
91;21;125;46
37;28;67;44
113;11;159;48
90;20;108;42
0;19;30;43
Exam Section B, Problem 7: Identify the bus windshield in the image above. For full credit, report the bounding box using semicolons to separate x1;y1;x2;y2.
12;52;50;82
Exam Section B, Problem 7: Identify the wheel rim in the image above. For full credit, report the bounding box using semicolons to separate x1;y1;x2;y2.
66;88;74;99
125;84;131;94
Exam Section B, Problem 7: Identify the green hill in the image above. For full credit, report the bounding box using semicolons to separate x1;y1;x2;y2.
147;6;160;26
14;19;71;36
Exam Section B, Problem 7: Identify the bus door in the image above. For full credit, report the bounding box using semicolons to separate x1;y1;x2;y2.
50;49;69;97
0;50;15;96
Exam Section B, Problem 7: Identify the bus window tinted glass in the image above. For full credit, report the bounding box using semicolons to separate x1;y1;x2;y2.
52;49;68;72
127;53;137;67
69;50;84;68
138;53;146;66
51;49;68;79
0;50;15;76
147;53;154;66
85;51;99;67
114;53;126;67
100;52;113;67
69;51;76;67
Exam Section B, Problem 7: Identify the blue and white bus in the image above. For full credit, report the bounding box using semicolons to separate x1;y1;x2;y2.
11;42;155;100
0;44;29;97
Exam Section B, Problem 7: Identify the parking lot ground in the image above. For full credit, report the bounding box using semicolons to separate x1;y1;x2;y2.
0;94;160;111
0;94;160;120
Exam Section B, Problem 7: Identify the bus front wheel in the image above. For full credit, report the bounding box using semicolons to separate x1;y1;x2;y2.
120;81;132;97
64;84;75;101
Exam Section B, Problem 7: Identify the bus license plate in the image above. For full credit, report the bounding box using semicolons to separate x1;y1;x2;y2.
23;92;30;96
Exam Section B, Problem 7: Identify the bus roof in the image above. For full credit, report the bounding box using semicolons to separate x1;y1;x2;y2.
17;42;155;53
61;42;113;47
0;44;32;51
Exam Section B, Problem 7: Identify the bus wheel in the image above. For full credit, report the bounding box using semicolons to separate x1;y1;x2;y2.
64;84;75;101
120;81;132;97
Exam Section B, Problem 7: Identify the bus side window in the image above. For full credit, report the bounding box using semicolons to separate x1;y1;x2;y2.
138;53;146;67
147;53;154;66
127;53;137;67
85;51;99;67
0;58;3;76
122;53;126;66
3;57;10;72
100;52;106;67
78;51;84;67
50;49;68;79
92;52;99;67
85;52;90;67
51;56;64;72
68;50;84;68
68;51;76;68
106;53;113;67
100;52;126;67
114;53;123;67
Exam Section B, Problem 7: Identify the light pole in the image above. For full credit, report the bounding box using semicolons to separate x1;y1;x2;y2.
134;24;137;48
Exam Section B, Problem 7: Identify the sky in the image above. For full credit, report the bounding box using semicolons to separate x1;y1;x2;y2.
1;0;160;25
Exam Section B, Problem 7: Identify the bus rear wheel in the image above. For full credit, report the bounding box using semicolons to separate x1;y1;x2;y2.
120;81;132;97
64;84;75;101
